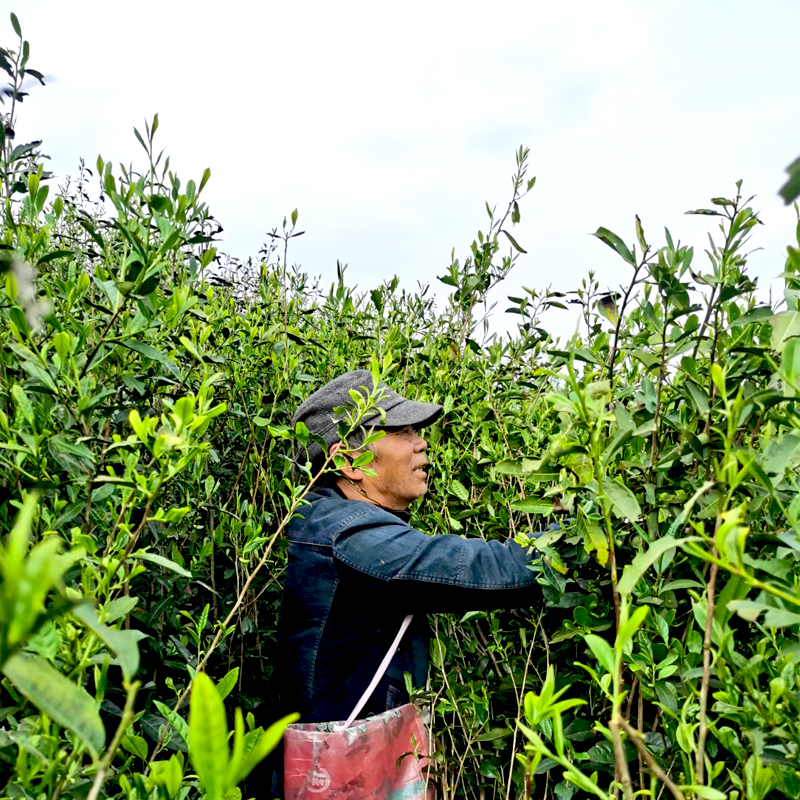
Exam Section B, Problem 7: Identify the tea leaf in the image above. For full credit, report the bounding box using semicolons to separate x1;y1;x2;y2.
593;227;635;265
603;479;641;521
2;652;105;757
189;673;229;800
583;634;615;675
233;713;299;784
72;603;142;681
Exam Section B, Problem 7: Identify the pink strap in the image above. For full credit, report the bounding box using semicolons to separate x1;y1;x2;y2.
339;614;413;729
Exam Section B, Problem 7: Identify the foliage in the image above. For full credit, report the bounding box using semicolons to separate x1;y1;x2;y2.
779;156;800;205
3;12;800;800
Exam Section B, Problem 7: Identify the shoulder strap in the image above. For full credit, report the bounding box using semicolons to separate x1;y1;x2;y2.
340;614;413;729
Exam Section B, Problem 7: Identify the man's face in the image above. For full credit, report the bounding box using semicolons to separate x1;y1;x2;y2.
361;426;429;511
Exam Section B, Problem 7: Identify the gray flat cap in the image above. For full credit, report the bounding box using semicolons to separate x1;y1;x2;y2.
292;369;442;463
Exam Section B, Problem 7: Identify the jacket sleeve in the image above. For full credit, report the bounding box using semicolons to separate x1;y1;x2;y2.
331;507;541;614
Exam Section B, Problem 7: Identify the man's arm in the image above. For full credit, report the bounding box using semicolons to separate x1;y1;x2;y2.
332;507;541;614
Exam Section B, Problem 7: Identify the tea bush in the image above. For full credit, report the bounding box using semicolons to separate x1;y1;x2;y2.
2;13;800;800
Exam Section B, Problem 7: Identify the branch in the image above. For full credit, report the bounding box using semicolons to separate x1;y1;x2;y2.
695;543;719;784
620;719;686;800
86;680;140;800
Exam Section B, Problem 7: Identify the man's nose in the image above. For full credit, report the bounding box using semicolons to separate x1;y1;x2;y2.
415;435;427;451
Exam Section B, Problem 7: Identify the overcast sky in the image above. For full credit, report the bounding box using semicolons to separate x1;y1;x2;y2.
11;0;800;340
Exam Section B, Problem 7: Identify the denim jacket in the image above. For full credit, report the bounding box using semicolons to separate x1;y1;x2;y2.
277;486;541;723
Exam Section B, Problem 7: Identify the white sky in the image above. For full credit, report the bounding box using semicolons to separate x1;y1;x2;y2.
10;0;800;340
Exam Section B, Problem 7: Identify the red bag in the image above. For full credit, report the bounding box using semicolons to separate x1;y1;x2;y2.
284;616;433;800
283;703;431;799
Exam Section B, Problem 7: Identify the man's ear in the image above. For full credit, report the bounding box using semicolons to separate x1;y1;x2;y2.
329;442;364;483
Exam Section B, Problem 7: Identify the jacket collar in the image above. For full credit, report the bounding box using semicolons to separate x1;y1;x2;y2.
321;484;412;524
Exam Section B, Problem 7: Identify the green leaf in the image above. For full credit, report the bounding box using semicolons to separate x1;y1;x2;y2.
727;599;768;623
0;492;39;608
2;652;105;757
37;249;74;266
583;521;609;567
510;499;552;514
764;433;800;475
189;673;229;800
682;786;726;800
661;579;704;592
616;605;648;649
763;607;800;628
121;733;149;761
5;536;60;647
234;713;299;785
779;156;800;205
501;229;527;254
154;699;190;748
350;451;374;469
593;227;635;266
583;634;615;675
450;479;470;503
11;384;34;427
495;459;543;476
72;603;142;681
783;338;800;393
151;756;184;798
48;434;94;463
730;305;773;328
26;621;60;661
179;335;203;363
635;215;647;252
130;550;192;578
199;167;211;193
217;667;240;700
603;479;641;520
770;311;800;354
121;340;182;380
618;536;698;596
103;595;139;624
685;380;709;414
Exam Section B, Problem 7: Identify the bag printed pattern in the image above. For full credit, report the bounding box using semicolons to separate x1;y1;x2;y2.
284;704;432;800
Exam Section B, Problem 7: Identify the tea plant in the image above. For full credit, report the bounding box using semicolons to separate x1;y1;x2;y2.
2;11;800;800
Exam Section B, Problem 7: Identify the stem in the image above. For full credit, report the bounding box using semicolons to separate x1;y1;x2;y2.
610;649;634;800
106;498;153;601
2;34;22;203
637;679;645;794
282;232;290;387
621;719;686;800
79;301;128;380
649;313;668;472
505;614;543;800
148;451;337;765
594;458;621;631
691;199;738;362
86;680;140;800
688;546;800;607
705;307;723;440
695;543;718;785
608;261;645;386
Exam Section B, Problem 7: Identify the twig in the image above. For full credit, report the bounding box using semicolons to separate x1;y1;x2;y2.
696;543;719;784
621;719;686;800
505;612;543;800
86;681;140;800
637;678;645;793
608;260;646;385
610;715;634;800
147;451;336;765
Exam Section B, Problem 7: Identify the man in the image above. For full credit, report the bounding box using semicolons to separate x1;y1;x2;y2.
277;369;543;725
